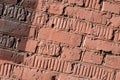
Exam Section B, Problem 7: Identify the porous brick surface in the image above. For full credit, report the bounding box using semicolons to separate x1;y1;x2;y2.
0;0;120;80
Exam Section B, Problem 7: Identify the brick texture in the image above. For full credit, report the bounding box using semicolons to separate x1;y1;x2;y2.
0;0;119;80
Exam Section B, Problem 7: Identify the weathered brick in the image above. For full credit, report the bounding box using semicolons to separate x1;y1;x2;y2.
83;50;104;64
102;1;119;14
91;25;114;40
114;31;120;42
115;71;120;80
48;3;64;15
110;16;120;28
0;4;3;16
25;39;38;53
38;28;82;47
21;0;38;9
84;37;117;52
0;19;31;37
58;74;80;80
105;55;120;69
61;47;82;61
17;38;27;51
41;72;57;80
65;6;107;24
38;40;61;56
22;67;38;80
72;63;115;80
32;11;48;26
2;4;33;23
84;0;101;9
11;66;23;79
0;0;17;4
68;0;84;6
0;49;24;63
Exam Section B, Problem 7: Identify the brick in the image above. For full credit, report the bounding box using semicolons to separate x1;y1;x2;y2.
36;1;48;11
0;49;24;63
65;6;107;24
0;4;3;16
83;50;104;64
61;47;82;61
41;72;57;80
32;12;48;26
105;55;120;69
2;5;33;23
17;38;27;51
84;0;101;9
24;55;73;73
0;19;31;37
58;74;80;80
21;0;38;9
0;0;17;4
102;1;119;14
114;31;120;42
72;63;115;80
11;66;23;79
48;3;64;15
25;39;38;53
68;0;84;6
48;16;92;35
110;16;120;28
112;44;120;54
38;40;61;56
0;63;13;77
91;25;114;40
83;35;114;52
38;28;82;47
22;67;38;80
115;71;120;80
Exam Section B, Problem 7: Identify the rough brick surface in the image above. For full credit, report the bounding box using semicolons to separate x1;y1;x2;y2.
0;0;120;80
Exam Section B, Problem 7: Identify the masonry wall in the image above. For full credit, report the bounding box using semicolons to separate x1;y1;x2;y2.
0;0;120;80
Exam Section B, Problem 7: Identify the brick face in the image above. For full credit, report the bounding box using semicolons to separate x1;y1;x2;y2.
0;0;120;80
104;55;120;69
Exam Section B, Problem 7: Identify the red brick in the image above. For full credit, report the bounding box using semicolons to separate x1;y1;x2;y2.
38;28;82;47
38;40;61;56
32;12;48;26
25;39;38;53
112;43;120;55
68;0;84;6
58;74;80;80
84;0;101;9
36;1;48;11
17;38;27;51
22;67;38;80
61;47;82;61
102;1;119;14
11;66;23;79
83;50;104;64
115;71;120;80
65;6;107;24
41;72;57;80
83;35;114;53
72;63;115;80
48;3;64;15
21;0;38;9
110;16;120;28
92;25;114;40
104;55;120;69
114;31;120;42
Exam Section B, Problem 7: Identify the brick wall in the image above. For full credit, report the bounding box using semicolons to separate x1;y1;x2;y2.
0;0;120;80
